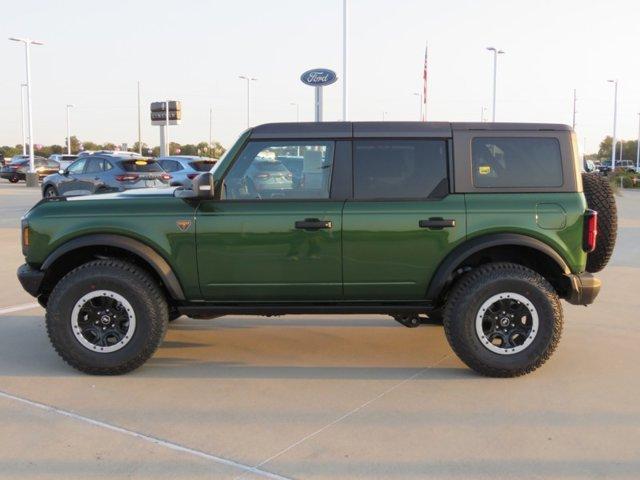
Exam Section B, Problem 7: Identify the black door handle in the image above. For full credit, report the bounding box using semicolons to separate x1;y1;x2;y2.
295;218;332;230
419;218;456;229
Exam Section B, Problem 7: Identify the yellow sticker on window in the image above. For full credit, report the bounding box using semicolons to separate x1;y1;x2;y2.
135;160;148;165
478;165;491;175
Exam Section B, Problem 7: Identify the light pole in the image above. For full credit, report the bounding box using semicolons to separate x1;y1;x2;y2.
20;84;27;155
137;81;142;155
481;106;487;122
10;36;44;186
65;104;74;154
636;113;640;172
239;75;257;128
486;47;505;122
342;0;347;120
413;92;422;120
209;106;213;157
382;111;387;121
290;102;299;122
607;79;618;170
619;140;623;164
572;89;577;129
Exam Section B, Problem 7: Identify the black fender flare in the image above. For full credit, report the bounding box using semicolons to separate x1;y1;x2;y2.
425;233;571;302
41;234;185;300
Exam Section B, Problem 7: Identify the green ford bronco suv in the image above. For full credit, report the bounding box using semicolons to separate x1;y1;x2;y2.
17;122;617;377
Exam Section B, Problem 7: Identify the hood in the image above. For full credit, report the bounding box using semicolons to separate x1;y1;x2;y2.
65;186;179;202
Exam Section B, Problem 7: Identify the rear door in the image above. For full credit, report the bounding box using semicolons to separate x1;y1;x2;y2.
84;157;106;193
342;136;466;300
196;140;348;301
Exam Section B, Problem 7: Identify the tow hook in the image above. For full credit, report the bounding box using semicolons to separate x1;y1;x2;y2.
392;314;422;328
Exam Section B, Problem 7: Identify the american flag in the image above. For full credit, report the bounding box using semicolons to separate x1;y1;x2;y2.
422;42;428;121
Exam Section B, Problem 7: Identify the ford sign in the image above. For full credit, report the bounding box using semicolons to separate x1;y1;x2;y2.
300;68;338;87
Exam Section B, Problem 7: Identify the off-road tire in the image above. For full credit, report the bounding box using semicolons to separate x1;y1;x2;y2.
443;262;563;377
46;259;168;374
582;172;617;273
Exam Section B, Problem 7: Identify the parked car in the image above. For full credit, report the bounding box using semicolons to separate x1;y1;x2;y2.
156;156;217;188
41;153;171;197
1;156;56;183
18;122;616;377
49;154;79;171
584;159;596;173
597;161;612;174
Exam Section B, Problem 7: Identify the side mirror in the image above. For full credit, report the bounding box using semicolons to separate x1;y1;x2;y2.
59;169;66;175
193;172;215;198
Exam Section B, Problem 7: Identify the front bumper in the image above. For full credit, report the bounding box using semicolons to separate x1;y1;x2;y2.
17;263;44;298
565;272;601;305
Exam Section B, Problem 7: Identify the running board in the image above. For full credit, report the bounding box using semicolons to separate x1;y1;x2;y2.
177;303;434;317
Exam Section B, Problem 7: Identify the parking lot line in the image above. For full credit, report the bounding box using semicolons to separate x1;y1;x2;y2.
0;389;293;480
244;353;452;477
0;302;39;316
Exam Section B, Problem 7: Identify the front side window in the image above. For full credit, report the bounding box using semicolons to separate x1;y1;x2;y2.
222;141;334;200
353;139;448;200
67;159;86;174
472;137;563;188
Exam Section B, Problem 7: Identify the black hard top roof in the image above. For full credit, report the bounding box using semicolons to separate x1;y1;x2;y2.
249;122;572;139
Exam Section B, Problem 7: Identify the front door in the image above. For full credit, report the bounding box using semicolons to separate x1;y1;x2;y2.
342;138;466;300
196;140;344;301
58;158;91;196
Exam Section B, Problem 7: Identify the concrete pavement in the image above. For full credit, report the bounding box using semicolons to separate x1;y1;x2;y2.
0;183;638;479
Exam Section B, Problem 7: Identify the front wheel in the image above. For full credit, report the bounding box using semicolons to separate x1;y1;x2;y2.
43;185;58;198
46;259;169;374
443;262;563;377
9;176;19;183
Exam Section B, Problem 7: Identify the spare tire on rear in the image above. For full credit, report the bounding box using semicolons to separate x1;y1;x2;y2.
581;172;617;273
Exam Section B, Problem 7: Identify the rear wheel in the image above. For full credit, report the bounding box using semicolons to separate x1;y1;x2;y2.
443;262;562;377
9;176;19;183
46;259;169;374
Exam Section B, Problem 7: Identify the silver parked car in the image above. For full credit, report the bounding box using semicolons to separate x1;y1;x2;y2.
49;154;79;170
156;156;217;188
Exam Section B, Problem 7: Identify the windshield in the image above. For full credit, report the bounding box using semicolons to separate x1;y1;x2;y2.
190;160;217;172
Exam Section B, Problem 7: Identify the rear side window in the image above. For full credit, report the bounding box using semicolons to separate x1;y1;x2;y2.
119;159;163;172
85;158;104;174
353;139;448;200
472;137;563;188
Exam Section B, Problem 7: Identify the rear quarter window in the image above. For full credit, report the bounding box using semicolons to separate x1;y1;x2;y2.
472;137;563;188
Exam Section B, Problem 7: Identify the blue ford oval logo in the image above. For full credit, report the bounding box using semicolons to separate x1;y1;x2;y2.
300;68;338;87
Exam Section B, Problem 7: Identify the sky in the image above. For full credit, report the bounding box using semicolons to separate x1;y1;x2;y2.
1;0;640;155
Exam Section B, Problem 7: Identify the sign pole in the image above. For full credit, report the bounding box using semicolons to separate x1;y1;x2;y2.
315;86;323;122
300;68;337;123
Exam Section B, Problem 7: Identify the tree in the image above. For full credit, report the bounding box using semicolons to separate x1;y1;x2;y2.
130;141;148;154
598;135;639;161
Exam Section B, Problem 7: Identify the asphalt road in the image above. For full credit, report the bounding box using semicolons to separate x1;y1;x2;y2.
0;182;638;479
